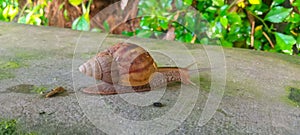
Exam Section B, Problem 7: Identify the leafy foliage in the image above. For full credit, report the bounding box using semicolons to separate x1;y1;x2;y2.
0;0;299;55
122;0;300;55
264;6;292;23
274;32;296;54
71;0;91;31
18;0;48;25
123;0;207;43
0;0;48;25
0;0;19;21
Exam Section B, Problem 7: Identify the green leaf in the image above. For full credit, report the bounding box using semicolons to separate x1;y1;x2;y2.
264;6;292;23
288;13;300;23
103;20;110;32
159;19;168;30
292;0;300;10
184;33;193;42
210;22;223;38
212;0;224;7
254;39;262;50
122;31;134;36
72;16;90;31
221;39;233;47
2;5;9;19
140;17;151;29
59;3;65;10
174;25;183;36
227;12;242;25
7;5;18;21
200;38;209;44
18;16;26;23
69;0;83;7
63;9;69;21
72;17;80;29
254;29;263;38
274;32;296;54
183;0;192;6
33;16;41;25
220;16;228;28
219;5;229;16
206;6;217;13
0;8;4;20
263;43;271;51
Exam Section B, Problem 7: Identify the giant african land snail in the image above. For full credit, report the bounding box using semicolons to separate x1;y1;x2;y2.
79;42;198;95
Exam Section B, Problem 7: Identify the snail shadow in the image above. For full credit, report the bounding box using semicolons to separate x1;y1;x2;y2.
79;81;188;96
79;81;165;95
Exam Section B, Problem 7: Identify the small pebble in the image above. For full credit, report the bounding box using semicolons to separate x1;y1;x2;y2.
153;102;164;107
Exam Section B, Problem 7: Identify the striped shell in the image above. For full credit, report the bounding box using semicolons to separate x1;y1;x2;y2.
79;42;158;86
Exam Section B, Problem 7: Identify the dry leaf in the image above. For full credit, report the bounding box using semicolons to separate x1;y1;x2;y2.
46;86;65;98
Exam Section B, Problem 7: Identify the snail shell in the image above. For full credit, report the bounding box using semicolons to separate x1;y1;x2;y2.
79;42;158;86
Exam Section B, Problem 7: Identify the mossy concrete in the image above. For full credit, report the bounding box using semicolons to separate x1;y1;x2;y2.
0;22;300;134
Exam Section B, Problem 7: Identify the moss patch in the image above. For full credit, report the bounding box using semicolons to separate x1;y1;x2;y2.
0;118;17;135
288;87;300;106
6;84;48;94
174;71;212;94
0;118;37;135
31;85;48;94
194;74;211;93
13;49;45;61
0;60;23;80
0;70;15;80
0;61;22;69
249;50;300;65
223;79;263;99
0;48;43;80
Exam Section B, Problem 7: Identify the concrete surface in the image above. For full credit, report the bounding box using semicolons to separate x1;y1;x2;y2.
0;22;300;134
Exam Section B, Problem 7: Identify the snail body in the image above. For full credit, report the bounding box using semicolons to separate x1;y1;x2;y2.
79;42;193;95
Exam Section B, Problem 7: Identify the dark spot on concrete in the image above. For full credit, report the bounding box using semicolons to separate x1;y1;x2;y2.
288;87;300;105
39;111;46;115
153;102;164;107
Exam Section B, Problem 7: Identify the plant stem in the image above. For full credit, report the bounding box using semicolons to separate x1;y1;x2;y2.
228;0;239;9
246;10;271;33
262;31;274;48
86;0;92;14
19;1;30;18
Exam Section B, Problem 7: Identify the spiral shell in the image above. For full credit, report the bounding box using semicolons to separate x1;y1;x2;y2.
79;42;158;86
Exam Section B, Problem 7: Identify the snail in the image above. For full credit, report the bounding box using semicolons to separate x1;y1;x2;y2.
79;42;201;95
